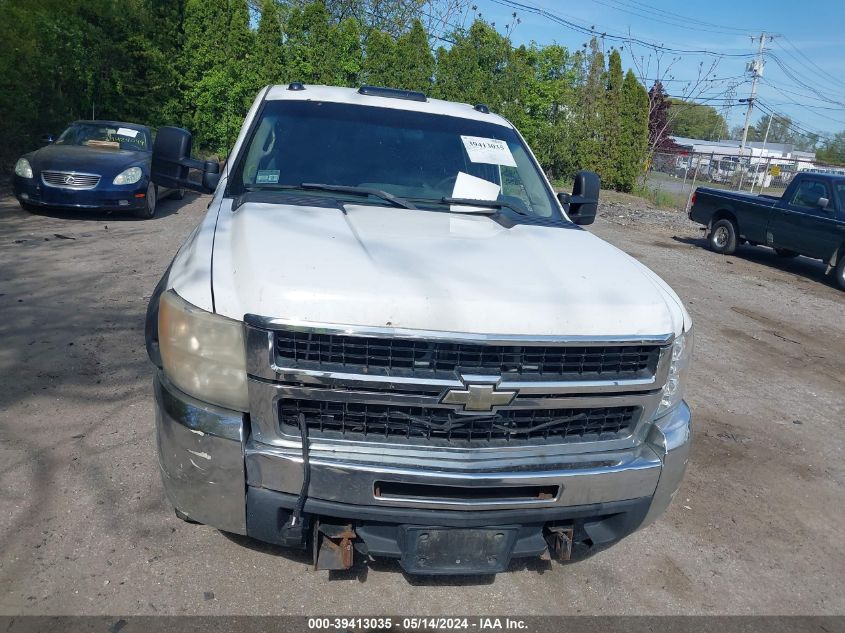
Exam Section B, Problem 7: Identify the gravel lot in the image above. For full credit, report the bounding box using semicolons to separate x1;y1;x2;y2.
1;191;843;615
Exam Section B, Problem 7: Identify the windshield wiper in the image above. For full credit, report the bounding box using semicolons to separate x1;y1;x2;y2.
238;183;416;212
296;183;416;209
438;197;530;216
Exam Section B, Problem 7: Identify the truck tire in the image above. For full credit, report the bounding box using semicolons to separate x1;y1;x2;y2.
774;248;799;258
835;255;845;291
708;219;737;255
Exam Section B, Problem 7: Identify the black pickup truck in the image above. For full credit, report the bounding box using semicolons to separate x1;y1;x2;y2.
689;172;845;290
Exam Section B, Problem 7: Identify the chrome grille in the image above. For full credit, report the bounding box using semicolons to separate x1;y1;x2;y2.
41;170;101;190
275;330;660;380
246;320;672;452
279;398;639;445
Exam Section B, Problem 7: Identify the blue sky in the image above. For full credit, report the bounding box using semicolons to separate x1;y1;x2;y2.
469;0;845;140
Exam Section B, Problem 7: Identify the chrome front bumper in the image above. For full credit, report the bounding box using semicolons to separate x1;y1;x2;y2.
153;373;691;539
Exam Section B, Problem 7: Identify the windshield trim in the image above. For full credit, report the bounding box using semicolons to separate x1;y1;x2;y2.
224;99;566;223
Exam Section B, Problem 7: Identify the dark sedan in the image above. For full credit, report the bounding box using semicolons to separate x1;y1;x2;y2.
13;120;182;219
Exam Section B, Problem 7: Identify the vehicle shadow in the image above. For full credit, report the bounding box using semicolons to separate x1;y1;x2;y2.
22;190;202;222
671;235;836;289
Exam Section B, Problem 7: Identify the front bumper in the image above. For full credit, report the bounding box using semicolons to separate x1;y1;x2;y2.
13;174;147;211
154;374;691;571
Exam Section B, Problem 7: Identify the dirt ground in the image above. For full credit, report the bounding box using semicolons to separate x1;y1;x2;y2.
1;191;843;615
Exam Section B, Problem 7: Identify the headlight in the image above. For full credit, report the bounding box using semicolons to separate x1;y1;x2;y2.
113;166;143;185
14;158;33;178
655;327;693;418
158;290;249;411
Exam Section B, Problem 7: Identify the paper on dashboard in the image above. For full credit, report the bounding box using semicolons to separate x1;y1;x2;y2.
450;172;501;211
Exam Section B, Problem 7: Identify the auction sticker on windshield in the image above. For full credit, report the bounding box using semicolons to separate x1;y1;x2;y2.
116;127;139;138
460;135;517;167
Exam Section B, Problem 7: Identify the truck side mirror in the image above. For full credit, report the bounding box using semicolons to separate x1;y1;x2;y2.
559;170;600;225
40;134;55;145
202;160;221;192
817;196;830;210
151;126;220;194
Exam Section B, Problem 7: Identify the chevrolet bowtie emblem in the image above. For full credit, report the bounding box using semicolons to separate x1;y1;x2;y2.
441;383;517;412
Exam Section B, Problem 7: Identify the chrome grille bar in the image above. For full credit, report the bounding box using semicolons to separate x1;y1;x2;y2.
41;170;101;190
244;320;673;453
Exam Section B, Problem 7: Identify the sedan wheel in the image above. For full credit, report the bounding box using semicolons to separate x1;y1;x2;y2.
835;255;845;291
135;182;157;219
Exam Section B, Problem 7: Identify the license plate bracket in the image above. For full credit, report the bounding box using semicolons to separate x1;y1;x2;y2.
400;526;518;575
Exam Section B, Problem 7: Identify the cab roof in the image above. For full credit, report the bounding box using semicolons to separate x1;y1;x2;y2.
263;84;513;128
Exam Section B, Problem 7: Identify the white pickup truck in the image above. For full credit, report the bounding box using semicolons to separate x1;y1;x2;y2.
145;84;693;575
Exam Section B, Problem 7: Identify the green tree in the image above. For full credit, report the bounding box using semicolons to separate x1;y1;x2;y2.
285;1;361;85
0;0;185;167
183;0;256;154
362;29;398;86
747;113;795;144
572;38;606;178
433;20;511;107
817;131;845;165
519;44;577;178
327;17;363;87
393;20;434;92
255;0;285;86
600;49;624;188
285;0;431;37
618;70;649;191
182;0;229;84
668;99;727;141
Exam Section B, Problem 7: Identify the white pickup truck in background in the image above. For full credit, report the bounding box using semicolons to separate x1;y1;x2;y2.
145;84;693;575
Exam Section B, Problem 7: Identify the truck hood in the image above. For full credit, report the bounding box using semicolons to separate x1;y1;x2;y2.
208;200;686;338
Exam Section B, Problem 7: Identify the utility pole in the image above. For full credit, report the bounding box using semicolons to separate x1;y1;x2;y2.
739;33;776;158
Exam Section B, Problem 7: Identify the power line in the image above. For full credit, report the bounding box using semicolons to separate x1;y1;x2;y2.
483;0;760;58
607;0;759;34
759;79;845;110
765;53;845;107
777;36;845;92
754;99;832;141
592;0;748;35
640;74;747;84
587;0;752;36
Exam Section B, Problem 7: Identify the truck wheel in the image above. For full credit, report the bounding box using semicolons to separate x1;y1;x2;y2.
134;182;157;219
708;219;737;255
835;256;845;291
774;248;799;258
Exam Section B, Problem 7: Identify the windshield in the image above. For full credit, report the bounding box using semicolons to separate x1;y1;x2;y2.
232;101;558;218
55;123;150;152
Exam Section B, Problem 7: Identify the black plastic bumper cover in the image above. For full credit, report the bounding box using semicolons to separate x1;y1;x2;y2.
246;486;651;573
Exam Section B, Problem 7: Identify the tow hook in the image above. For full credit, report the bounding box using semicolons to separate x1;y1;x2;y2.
544;526;574;562
313;522;356;571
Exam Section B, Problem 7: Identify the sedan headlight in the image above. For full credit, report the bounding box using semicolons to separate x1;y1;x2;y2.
113;166;143;185
158;290;249;412
655;327;693;418
14;158;33;179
